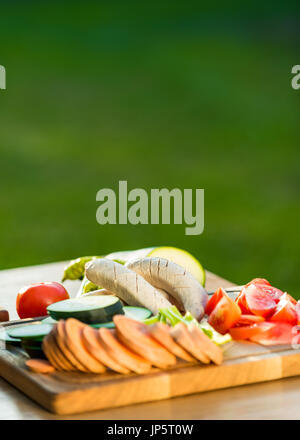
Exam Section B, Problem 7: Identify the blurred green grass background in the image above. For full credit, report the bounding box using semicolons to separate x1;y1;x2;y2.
0;1;299;296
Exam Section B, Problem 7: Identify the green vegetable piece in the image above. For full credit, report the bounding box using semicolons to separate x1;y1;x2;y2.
200;320;232;345
7;324;53;340
62;256;100;282
83;280;100;293
143;314;161;325
77;276;101;296
159;306;186;326
123;306;152;321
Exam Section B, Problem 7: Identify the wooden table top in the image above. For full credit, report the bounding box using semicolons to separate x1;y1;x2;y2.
0;262;299;420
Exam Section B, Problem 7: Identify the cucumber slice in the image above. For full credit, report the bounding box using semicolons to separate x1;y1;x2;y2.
91;321;115;329
42;306;151;327
47;295;123;324
22;346;46;359
7;324;53;340
42;316;58;325
123;306;152;321
0;330;21;347
21;338;43;348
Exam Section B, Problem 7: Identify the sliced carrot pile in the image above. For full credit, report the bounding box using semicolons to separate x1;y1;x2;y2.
171;323;210;364
99;328;151;374
149;322;195;362
114;315;176;368
188;325;223;365
39;316;224;374
26;359;55;374
82;326;130;374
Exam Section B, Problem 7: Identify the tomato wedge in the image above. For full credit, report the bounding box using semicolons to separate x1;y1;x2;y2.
205;287;225;315
243;284;277;318
245;279;283;303
246;278;271;287
208;290;241;334
236;314;265;326
229;324;262;341
269;293;297;325
285;293;297;305
236;291;252;314
249;322;297;345
296;301;300;324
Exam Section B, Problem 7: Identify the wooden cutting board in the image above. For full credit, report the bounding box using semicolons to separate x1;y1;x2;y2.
1;271;299;416
0;337;300;415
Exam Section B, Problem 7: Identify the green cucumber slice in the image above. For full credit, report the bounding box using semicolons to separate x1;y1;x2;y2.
22;346;46;359
41;305;151;327
47;295;123;324
91;321;115;329
0;330;21;347
123;306;152;321
21;338;43;349
7;324;53;340
42;316;58;325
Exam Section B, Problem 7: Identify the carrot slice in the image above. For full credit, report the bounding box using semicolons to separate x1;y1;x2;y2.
149;322;196;362
46;332;69;371
64;319;105;373
26;359;55;374
48;329;75;371
42;335;62;371
56;320;89;372
114;315;176;369
99;328;151;374
82;326;128;374
188;325;223;365
170;323;210;364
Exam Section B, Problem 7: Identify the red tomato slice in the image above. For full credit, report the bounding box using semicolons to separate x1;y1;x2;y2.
246;278;271;287
285;293;297;305
296;301;300;324
229;324;262;341
269;294;297;325
208;293;241;334
249;322;297;346
236;314;265;326
245;279;283;303
244;284;277;318
205;287;225;315
236;291;252;314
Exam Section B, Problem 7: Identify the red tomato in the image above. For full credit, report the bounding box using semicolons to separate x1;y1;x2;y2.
16;282;69;319
249;322;297;346
205;287;225;315
229;324;263;340
296;301;300;324
285;293;297;305
246;278;271;287
236;314;265;326
245;279;283;303
208;293;241;334
236;291;252;314
269;294;297;325
243;284;277;318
